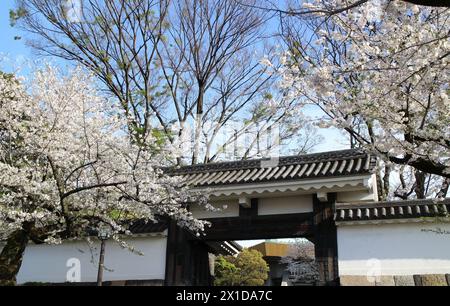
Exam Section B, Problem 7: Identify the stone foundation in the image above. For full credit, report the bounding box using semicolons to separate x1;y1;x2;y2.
22;279;165;286
340;274;450;286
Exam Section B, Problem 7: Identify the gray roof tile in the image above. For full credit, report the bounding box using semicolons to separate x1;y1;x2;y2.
166;149;376;187
335;198;450;222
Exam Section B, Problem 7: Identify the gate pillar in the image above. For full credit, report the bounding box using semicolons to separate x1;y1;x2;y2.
313;193;339;286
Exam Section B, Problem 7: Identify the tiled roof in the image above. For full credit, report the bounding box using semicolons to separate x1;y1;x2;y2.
85;219;169;238
335;198;450;222
206;240;242;255
126;220;241;255
167;149;376;187
127;220;240;255
128;219;169;234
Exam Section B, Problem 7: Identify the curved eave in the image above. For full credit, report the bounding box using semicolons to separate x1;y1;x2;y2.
189;174;373;197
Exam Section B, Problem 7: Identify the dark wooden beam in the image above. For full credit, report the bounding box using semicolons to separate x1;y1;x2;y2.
313;193;339;286
239;198;258;217
165;220;213;286
164;220;178;286
200;212;314;241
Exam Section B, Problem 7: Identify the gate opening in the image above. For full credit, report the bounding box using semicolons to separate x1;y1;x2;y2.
209;238;317;286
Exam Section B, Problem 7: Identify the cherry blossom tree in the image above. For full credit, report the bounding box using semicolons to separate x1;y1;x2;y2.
236;0;448;18
280;240;318;284
0;66;209;285
272;0;449;198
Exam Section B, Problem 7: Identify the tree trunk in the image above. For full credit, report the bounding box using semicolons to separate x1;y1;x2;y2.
376;164;390;201
192;87;204;165
0;227;30;286
414;170;426;199
437;178;450;199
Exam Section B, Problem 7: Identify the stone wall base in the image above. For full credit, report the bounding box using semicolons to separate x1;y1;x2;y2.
340;274;450;286
22;279;165;286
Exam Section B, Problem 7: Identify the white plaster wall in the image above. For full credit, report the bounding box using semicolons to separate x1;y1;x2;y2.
190;199;240;219
258;195;312;215
338;222;450;276
14;235;167;284
337;190;376;203
191;188;375;218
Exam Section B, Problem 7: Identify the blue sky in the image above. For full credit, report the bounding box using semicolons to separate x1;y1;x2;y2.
0;0;32;73
1;1;347;248
0;0;347;154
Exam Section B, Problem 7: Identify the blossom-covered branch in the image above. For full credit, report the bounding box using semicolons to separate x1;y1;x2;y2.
272;1;449;184
0;66;209;285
